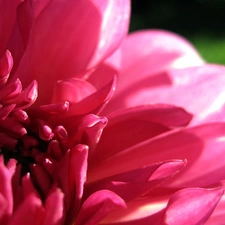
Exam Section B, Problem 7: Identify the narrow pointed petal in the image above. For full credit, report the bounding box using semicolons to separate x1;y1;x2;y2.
86;160;186;202
89;123;225;187
70;145;88;200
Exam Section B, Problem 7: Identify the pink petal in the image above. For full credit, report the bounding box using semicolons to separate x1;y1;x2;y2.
103;29;204;112
5;80;38;110
0;0;21;56
106;64;225;125
205;193;225;225
66;145;89;224
0;157;16;224
121;30;204;74
70;114;107;150
51;78;96;104
58;75;116;131
70;144;88;200
53;151;71;212
101;196;167;224
91;105;192;162
86;160;186;202
8;194;44;225
14;0;130;106
88;123;225;187
42;187;64;225
0;78;22;102
75;190;126;225
162;188;224;225
21;173;40;199
68;75;117;116
30;164;52;197
0;50;13;85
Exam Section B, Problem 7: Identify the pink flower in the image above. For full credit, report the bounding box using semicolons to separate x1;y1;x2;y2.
1;1;225;225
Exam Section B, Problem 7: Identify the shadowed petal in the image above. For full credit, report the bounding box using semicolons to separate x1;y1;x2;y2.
86;160;186;202
8;194;44;225
42;187;64;225
75;190;126;225
14;0;130;106
106;64;225;125
88;123;225;187
92;105;192;162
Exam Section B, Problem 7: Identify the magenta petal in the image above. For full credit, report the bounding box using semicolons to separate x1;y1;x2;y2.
75;190;126;225
162;188;224;225
15;0;130;105
86;160;186;202
205;193;225;225
0;50;13;85
70;144;88;200
71;114;108;150
8;194;44;225
108;30;204;99
89;123;225;187
30;164;52;197
42;187;64;225
0;0;21;56
107;64;225;124
51;78;96;104
53;151;71;212
0;157;16;224
92;105;192;162
59;76;116;131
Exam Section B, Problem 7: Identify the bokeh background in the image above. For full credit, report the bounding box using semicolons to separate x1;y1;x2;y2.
130;0;225;64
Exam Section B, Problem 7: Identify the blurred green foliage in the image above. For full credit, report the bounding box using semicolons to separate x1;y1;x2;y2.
130;0;225;64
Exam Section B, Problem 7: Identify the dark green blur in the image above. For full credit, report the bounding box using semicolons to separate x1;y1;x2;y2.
131;0;225;64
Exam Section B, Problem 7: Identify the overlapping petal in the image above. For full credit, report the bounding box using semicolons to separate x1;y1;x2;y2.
12;0;130;106
88;123;225;188
93;105;192;162
105;63;225;125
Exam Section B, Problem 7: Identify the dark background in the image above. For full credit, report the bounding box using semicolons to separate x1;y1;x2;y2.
130;0;225;64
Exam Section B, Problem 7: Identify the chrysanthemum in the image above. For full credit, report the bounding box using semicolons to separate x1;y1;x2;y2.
1;1;225;225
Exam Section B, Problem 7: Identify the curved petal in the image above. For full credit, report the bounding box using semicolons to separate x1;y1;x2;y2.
0;50;13;86
162;188;224;225
51;78;96;104
92;105;192;162
205;193;225;225
86;160;186;202
102;188;224;225
75;190;126;225
14;0;130;106
69;114;107;151
88;123;225;187
103;29;204;105
105;64;225;125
